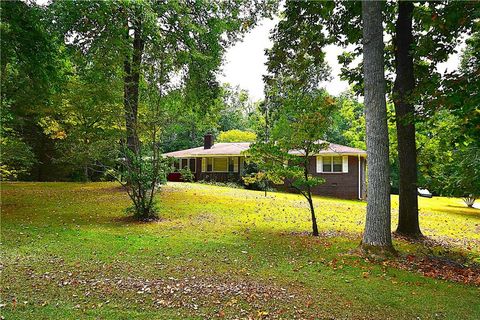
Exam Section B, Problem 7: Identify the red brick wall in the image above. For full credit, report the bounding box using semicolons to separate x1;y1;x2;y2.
309;156;364;199
277;156;365;199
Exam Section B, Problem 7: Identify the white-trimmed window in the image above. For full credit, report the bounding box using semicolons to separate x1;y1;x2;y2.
214;157;228;172
178;158;196;173
316;156;348;173
189;159;196;173
181;158;188;169
202;157;239;173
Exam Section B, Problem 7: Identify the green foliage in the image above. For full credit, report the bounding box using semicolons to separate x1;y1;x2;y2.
0;136;36;181
217;129;257;143
417;110;479;205
325;91;366;149
246;88;336;235
112;148;173;221
179;167;195;182
241;162;271;191
267;1;480;199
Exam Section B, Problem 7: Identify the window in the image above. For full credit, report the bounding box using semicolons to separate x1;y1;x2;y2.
213;157;228;172
318;156;347;173
333;156;342;172
228;157;238;172
207;158;213;172
202;157;239;172
189;159;196;173
181;159;188;169
323;157;332;172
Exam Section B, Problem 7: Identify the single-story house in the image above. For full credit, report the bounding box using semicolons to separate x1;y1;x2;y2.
164;134;367;199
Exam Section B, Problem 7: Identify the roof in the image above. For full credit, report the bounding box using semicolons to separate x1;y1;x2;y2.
163;142;251;157
289;140;367;156
163;141;366;158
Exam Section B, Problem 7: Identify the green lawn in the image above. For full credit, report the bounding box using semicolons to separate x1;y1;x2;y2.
1;182;479;319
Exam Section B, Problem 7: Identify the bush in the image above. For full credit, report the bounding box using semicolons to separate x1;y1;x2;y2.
179;167;195;182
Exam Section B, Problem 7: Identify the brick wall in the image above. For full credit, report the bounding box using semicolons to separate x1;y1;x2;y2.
277;156;365;199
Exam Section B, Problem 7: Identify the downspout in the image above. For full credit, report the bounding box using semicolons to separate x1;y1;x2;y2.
358;154;361;200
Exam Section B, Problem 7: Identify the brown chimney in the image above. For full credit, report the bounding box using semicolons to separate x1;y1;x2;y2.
204;133;214;149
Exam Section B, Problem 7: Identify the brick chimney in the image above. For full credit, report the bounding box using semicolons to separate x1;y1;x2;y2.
204;133;214;149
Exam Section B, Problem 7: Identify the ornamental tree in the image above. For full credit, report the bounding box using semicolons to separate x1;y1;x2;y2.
246;88;335;236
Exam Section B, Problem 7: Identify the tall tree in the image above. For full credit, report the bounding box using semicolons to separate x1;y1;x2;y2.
392;2;421;237
266;1;479;239
51;0;276;219
1;0;66;180
361;1;393;252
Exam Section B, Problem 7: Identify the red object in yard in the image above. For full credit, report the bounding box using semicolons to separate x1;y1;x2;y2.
167;172;183;182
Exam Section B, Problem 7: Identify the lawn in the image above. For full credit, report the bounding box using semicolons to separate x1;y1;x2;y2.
1;182;479;319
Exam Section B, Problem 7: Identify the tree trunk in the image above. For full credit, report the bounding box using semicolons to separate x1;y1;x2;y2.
361;1;394;252
307;195;319;237
124;18;144;158
304;163;319;236
84;164;89;182
393;2;422;238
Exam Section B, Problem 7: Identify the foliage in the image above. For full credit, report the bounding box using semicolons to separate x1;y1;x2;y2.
241;162;271;191
325;91;366;149
417;110;479;207
0;136;36;181
2;182;480;319
217;129;257;143
40;0;277;219
247;89;336;236
179;167;195;182
266;1;480;202
1;0;67;180
110;148;173;221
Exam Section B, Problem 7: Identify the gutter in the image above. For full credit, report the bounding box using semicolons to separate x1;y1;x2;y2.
358;154;361;200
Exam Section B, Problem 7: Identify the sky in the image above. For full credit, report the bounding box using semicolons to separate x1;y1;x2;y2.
219;17;465;102
218;16;353;101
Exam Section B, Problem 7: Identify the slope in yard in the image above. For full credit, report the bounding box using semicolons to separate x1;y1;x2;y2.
1;182;479;319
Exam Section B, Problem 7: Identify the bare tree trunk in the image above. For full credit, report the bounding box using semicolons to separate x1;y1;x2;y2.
304;161;319;236
361;1;394;252
307;194;319;237
124;18;144;158
393;2;422;238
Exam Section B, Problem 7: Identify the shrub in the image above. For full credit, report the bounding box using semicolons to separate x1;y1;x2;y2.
179;167;195;182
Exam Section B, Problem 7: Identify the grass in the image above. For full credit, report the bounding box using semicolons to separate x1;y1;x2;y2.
1;182;479;319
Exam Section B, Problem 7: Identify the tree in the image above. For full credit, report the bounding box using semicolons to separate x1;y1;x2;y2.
1;0;66;180
417;29;480;208
51;0;276;220
392;2;421;237
247;89;335;236
217;130;256;143
325;91;366;150
265;1;479;239
361;1;393;252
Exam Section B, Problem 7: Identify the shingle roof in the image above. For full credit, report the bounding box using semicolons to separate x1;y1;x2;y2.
289;140;367;156
163;142;251;157
163;141;366;158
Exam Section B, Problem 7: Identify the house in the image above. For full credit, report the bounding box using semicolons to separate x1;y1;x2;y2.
164;134;367;200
